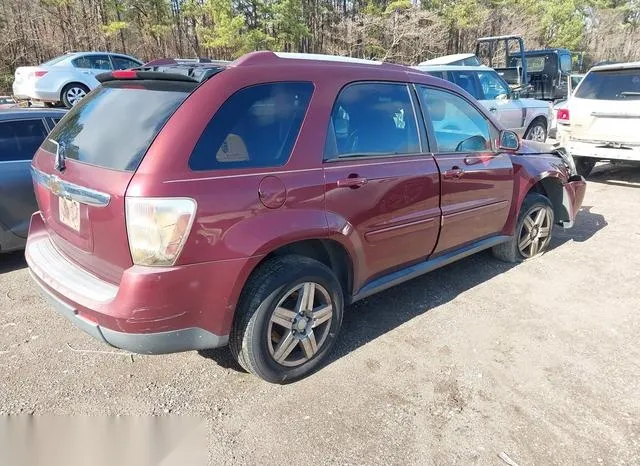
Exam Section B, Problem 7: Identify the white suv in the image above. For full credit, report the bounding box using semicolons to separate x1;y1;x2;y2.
557;61;640;177
12;52;143;108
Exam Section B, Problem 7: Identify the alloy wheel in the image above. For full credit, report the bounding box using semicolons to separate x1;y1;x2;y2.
267;282;333;367
66;87;87;106
528;124;546;142
518;206;552;258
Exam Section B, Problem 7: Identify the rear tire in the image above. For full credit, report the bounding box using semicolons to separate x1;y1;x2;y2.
492;193;555;263
61;83;89;108
230;255;344;384
574;157;596;178
524;118;548;142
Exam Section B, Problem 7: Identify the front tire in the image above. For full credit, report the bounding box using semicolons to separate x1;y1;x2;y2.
61;83;89;108
524;118;548;142
574;157;596;178
492;193;555;263
230;255;344;384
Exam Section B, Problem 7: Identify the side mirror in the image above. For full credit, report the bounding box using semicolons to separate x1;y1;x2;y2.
510;89;521;100
499;130;520;151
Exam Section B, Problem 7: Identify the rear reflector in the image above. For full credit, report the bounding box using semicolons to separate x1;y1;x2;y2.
557;108;570;121
111;70;138;79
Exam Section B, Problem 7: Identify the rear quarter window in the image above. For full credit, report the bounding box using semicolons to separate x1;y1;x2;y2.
189;82;314;171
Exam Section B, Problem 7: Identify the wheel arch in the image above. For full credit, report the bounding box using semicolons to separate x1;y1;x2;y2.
526;176;571;225
59;81;90;102
250;238;354;305
525;114;549;135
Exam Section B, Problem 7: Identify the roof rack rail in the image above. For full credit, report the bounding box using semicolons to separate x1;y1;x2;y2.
231;50;406;69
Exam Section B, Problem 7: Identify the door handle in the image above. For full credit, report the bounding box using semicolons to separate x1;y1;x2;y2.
489;107;497;112
443;167;464;179
337;176;368;189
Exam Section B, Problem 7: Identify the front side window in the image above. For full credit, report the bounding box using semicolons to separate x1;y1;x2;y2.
417;86;493;153
325;82;420;158
72;55;113;70
476;71;511;100
0;119;48;161
189;82;313;170
449;71;482;99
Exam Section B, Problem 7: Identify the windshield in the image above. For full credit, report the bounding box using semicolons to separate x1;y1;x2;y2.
41;81;194;171
575;69;640;100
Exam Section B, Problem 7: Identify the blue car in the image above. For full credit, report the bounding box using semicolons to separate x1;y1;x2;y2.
0;108;66;252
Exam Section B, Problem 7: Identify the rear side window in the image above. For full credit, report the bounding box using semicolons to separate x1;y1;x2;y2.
450;71;482;99
189;82;313;170
42;81;192;171
112;56;141;70
324;82;420;159
0;119;48;161
72;55;112;70
427;71;444;79
575;69;640;100
417;86;493;153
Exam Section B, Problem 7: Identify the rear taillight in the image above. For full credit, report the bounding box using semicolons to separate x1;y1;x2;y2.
557;108;570;122
125;197;196;266
30;70;48;79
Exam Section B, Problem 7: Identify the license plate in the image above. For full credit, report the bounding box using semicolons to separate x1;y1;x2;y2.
58;197;80;231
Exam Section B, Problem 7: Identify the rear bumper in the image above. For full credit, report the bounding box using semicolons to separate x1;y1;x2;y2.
567;140;640;162
12;81;59;102
31;272;227;354
25;212;255;354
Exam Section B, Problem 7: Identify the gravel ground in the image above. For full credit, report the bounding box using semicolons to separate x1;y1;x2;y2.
1;163;639;465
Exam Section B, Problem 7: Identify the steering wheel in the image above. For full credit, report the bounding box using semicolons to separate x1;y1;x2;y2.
455;135;488;152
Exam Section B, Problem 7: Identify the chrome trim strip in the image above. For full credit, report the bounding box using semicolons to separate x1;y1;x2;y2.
31;166;111;207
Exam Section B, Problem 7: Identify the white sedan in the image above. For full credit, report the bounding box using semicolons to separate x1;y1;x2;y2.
12;52;143;108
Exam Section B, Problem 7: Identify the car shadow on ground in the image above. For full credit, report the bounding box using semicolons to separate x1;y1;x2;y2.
0;251;27;275
588;163;640;189
199;206;608;375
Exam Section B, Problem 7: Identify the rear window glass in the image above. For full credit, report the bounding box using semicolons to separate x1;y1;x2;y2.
575;69;640;100
42;81;192;171
189;82;313;171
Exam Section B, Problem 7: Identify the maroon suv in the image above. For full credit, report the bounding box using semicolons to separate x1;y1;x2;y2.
26;52;586;383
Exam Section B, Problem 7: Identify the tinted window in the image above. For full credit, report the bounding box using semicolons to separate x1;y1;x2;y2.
189;82;313;170
325;83;420;158
0;119;48;162
111;56;140;70
418;87;492;153
476;71;510;100
0;97;15;105
450;71;482;99
72;55;112;70
42;81;192;171
575;69;640;100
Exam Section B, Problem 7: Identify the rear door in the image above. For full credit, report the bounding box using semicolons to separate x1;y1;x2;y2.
416;85;513;254
570;67;640;144
475;70;525;132
0;118;48;237
323;82;441;281
31;80;194;283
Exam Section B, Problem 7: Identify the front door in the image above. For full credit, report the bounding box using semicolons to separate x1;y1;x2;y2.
416;85;514;254
323;82;441;286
